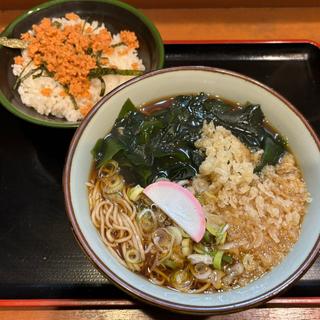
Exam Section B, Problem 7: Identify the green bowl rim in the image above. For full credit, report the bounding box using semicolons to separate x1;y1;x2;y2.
0;0;165;128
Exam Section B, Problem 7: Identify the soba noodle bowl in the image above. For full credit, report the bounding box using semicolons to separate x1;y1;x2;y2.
87;94;310;293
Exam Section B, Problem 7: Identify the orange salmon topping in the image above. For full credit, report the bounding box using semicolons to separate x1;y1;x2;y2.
80;103;93;116
16;13;140;114
33;54;42;66
59;90;68;97
118;48;129;56
41;87;53;96
100;57;109;65
65;12;80;20
21;32;32;41
25;17;96;99
14;56;24;65
120;30;139;49
131;62;139;70
91;29;113;54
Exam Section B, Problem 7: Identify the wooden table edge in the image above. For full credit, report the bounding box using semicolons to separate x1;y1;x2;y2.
0;297;319;309
163;39;320;47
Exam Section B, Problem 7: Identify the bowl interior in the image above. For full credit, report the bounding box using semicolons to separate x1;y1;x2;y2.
66;67;320;312
0;0;164;128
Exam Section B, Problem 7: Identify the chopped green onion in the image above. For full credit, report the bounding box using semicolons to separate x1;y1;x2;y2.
218;231;227;245
181;238;192;256
180;228;191;238
213;250;224;270
128;185;144;201
206;224;219;236
209;249;232;265
193;243;210;254
170;270;192;291
163;253;184;269
152;228;174;254
138;209;157;233
206;223;228;245
167;226;182;245
188;253;212;265
203;230;213;243
163;259;178;269
222;254;233;264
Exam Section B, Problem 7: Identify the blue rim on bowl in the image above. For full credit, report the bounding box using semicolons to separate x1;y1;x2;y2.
0;0;164;128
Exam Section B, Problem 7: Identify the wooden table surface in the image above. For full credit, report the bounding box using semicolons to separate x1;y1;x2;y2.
1;4;320;320
1;7;320;43
0;298;320;320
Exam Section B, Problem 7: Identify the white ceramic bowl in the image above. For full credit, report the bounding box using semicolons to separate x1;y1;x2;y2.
63;66;320;314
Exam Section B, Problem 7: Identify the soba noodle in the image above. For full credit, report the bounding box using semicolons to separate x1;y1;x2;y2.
87;160;219;293
87;161;144;270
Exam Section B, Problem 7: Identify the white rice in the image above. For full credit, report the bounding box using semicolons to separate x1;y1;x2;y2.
12;16;145;122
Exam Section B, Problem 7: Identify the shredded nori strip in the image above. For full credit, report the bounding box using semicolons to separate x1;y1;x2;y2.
95;50;103;67
52;21;62;29
81;19;87;34
32;70;43;79
13;60;32;89
69;93;78;109
98;77;106;96
14;61;56;89
89;67;143;79
0;36;28;49
40;64;54;78
111;42;125;48
93;23;100;31
62;85;78;110
86;47;93;55
14;66;41;90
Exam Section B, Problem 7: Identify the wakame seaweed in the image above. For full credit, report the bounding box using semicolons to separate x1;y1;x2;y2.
92;93;286;186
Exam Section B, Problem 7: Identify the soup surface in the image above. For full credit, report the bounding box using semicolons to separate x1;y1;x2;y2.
87;93;310;293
